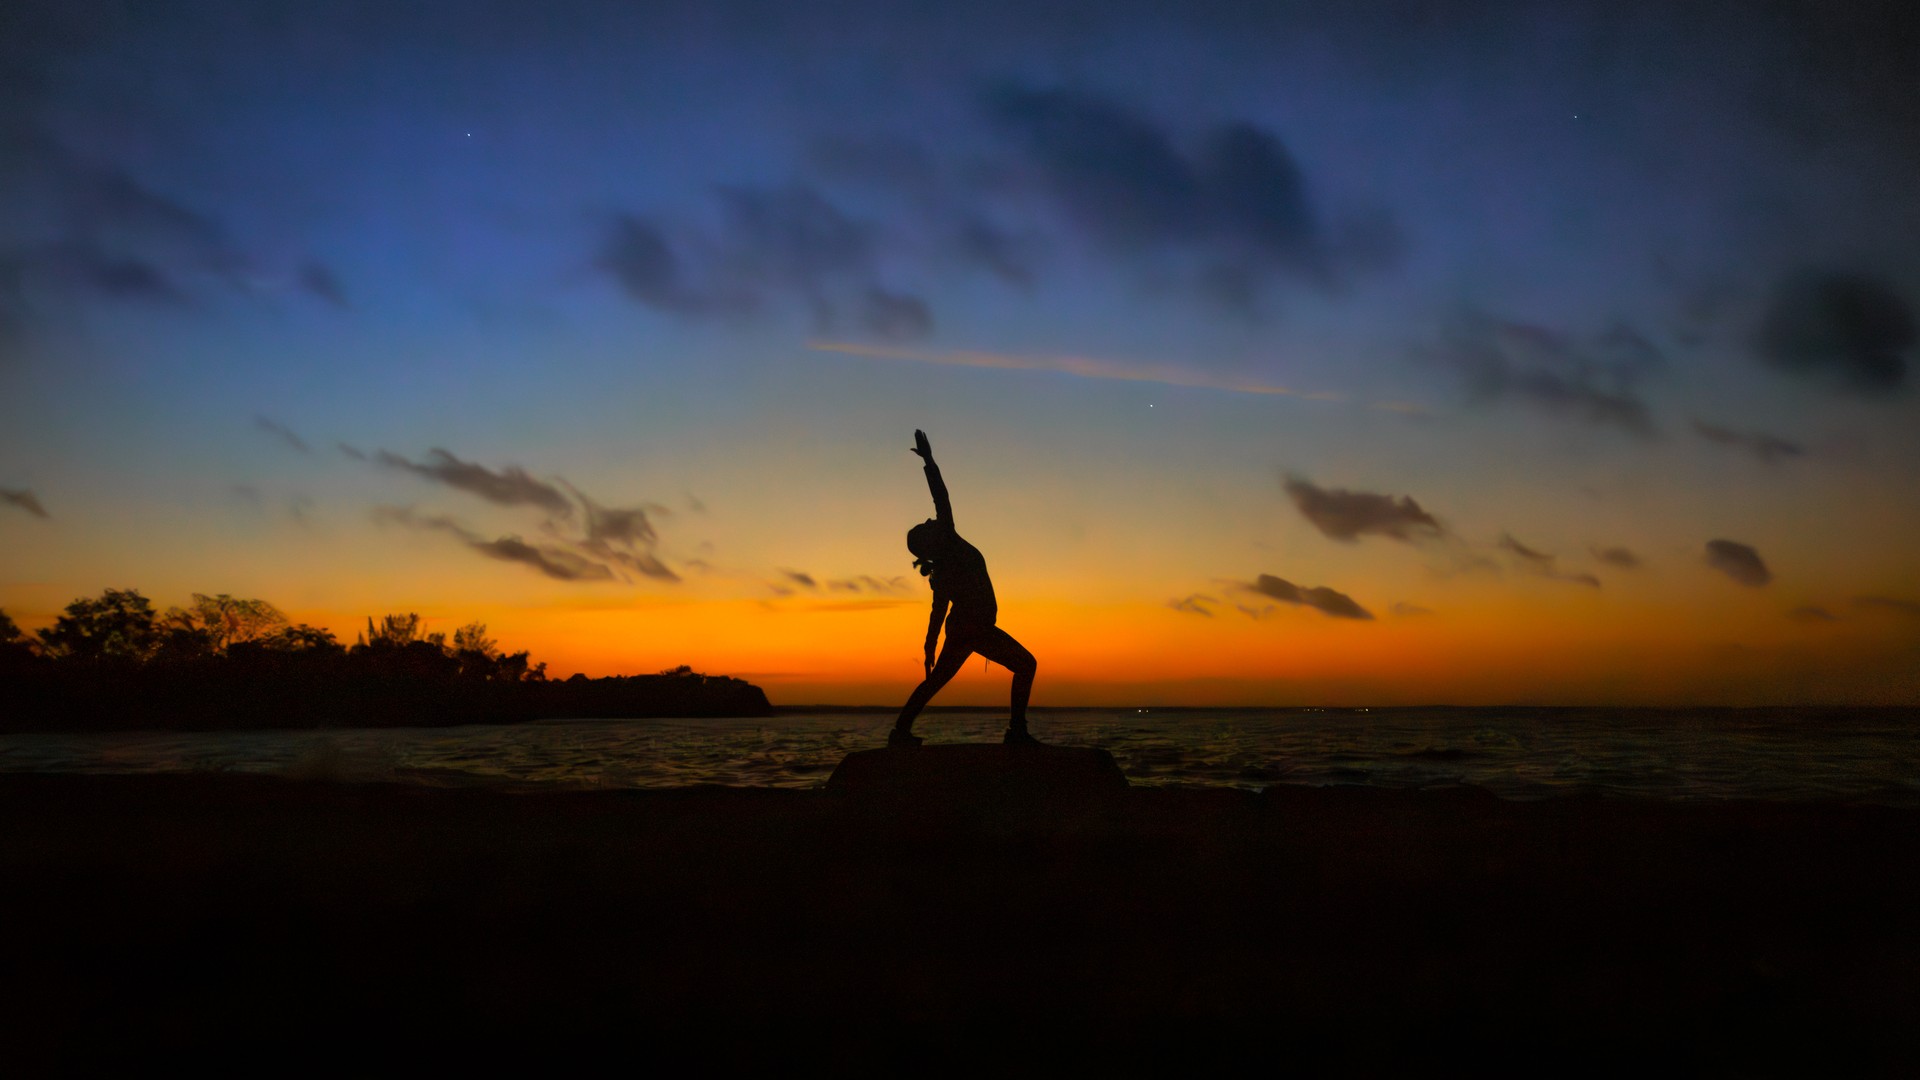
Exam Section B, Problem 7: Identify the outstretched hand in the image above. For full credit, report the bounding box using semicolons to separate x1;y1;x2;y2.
911;429;932;461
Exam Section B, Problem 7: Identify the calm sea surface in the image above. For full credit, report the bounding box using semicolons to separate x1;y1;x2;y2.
2;707;1917;805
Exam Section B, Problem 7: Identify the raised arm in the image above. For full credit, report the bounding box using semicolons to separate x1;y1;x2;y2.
911;429;953;528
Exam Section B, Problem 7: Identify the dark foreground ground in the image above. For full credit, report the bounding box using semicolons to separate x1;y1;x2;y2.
3;772;1918;1074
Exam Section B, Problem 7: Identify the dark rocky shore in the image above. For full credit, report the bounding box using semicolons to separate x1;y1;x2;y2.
4;767;1918;1072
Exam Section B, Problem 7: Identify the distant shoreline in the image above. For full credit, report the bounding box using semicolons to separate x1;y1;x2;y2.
1;667;772;734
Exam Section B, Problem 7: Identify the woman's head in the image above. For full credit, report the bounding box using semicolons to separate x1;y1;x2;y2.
906;519;944;575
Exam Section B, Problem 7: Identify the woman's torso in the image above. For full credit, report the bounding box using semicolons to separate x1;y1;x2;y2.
932;532;996;627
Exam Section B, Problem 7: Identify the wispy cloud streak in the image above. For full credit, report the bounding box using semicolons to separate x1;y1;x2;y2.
1498;535;1602;588
810;340;1410;406
1241;574;1373;619
374;448;572;517
372;506;615;583
254;415;310;454
2;489;49;518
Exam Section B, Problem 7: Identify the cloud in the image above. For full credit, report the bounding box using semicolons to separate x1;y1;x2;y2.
1498;534;1601;588
597;187;930;337
372;469;682;584
298;261;347;308
552;482;677;581
801;84;1398;317
372;505;615;583
371;504;470;538
374;448;571;517
979;83;1397;311
824;575;913;595
952;218;1037;287
1787;605;1838;623
780;569;819;589
1691;419;1805;464
808;132;1046;291
1590;546;1641;569
860;287;933;341
718;183;876;289
1705;539;1772;587
562;483;656;547
982;85;1201;249
1389;601;1433;617
1756;270;1912;393
1421;312;1660;434
51;245;192;305
66;154;227;250
254;415;310;454
590;546;678;582
595;213;710;314
1283;475;1442;543
2;488;49;518
1168;593;1217;616
471;535;616;582
337;443;367;461
0;126;281;319
1243;574;1373;620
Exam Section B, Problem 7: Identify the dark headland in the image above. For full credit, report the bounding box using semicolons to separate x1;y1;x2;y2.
4;752;1918;1072
0;595;772;732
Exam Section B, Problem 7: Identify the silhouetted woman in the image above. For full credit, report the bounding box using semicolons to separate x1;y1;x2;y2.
890;429;1039;748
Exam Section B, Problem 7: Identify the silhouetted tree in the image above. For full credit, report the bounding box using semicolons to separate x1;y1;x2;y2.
359;613;422;648
261;624;344;654
492;649;546;683
0;609;36;669
453;622;497;658
37;588;160;664
169;594;290;653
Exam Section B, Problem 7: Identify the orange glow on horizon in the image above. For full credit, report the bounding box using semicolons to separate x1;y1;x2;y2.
245;585;1920;708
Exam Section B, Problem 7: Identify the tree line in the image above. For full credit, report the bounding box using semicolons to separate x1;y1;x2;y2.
0;589;770;732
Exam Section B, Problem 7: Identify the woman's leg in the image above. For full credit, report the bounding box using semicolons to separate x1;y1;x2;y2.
972;627;1037;731
893;635;977;736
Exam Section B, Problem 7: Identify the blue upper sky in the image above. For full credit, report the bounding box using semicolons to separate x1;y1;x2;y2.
3;0;1917;701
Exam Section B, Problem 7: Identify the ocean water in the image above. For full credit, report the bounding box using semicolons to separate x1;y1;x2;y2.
2;707;1917;805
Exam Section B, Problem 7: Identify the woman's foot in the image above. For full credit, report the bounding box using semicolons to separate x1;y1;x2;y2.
888;727;923;749
1003;725;1040;746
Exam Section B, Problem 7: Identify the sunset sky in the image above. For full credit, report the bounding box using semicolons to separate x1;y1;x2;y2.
3;1;1917;705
